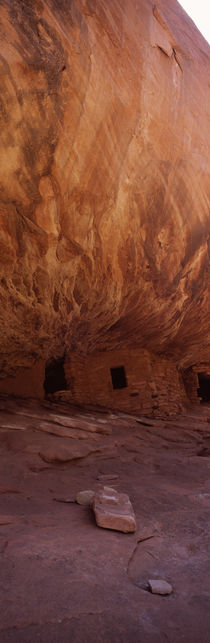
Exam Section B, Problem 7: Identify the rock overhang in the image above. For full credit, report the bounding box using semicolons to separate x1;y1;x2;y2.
0;0;209;385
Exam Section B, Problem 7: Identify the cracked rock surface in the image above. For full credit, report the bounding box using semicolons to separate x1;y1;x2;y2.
0;396;210;642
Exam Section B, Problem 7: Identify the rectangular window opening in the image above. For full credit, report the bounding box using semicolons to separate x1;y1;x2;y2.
110;366;127;390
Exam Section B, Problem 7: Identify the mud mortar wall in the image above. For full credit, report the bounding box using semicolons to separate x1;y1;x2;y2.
182;368;199;405
65;349;188;415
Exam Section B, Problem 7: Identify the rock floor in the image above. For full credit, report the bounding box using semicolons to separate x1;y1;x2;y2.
0;396;210;642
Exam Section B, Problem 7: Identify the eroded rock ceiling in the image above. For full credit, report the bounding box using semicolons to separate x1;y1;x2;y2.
0;0;209;378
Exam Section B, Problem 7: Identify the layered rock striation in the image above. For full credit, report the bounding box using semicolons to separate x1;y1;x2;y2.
0;0;209;403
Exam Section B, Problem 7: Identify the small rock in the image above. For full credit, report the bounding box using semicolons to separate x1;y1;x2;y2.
53;497;75;504
76;490;95;505
92;486;136;533
97;474;119;481
148;579;173;595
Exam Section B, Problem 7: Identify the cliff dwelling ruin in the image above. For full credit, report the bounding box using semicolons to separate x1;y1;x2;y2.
0;0;209;640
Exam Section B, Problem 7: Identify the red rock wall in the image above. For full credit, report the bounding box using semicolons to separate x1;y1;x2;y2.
0;0;209;395
65;349;188;415
0;361;45;399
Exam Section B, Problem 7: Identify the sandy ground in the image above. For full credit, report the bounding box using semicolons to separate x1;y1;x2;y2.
0;396;210;643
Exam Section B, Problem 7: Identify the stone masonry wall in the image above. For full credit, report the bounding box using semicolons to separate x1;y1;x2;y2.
181;368;200;405
65;349;189;416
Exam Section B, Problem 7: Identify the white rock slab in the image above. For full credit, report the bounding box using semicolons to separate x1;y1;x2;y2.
92;486;136;533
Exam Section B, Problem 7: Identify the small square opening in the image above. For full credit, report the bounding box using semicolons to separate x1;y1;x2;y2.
110;366;127;390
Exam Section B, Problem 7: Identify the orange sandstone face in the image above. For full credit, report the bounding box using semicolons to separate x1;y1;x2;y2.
0;0;209;378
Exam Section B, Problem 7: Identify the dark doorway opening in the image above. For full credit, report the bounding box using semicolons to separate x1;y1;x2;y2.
110;366;127;390
197;373;210;403
44;356;67;395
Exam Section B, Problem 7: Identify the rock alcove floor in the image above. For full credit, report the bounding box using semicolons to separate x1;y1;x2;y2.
0;396;210;643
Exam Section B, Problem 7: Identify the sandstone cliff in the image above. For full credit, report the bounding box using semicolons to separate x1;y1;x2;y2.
0;0;209;391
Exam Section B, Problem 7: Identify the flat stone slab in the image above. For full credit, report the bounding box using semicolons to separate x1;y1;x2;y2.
148;579;173;595
92;486;136;533
39;441;97;463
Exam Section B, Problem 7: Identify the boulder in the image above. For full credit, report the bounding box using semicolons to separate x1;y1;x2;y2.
92;487;136;533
